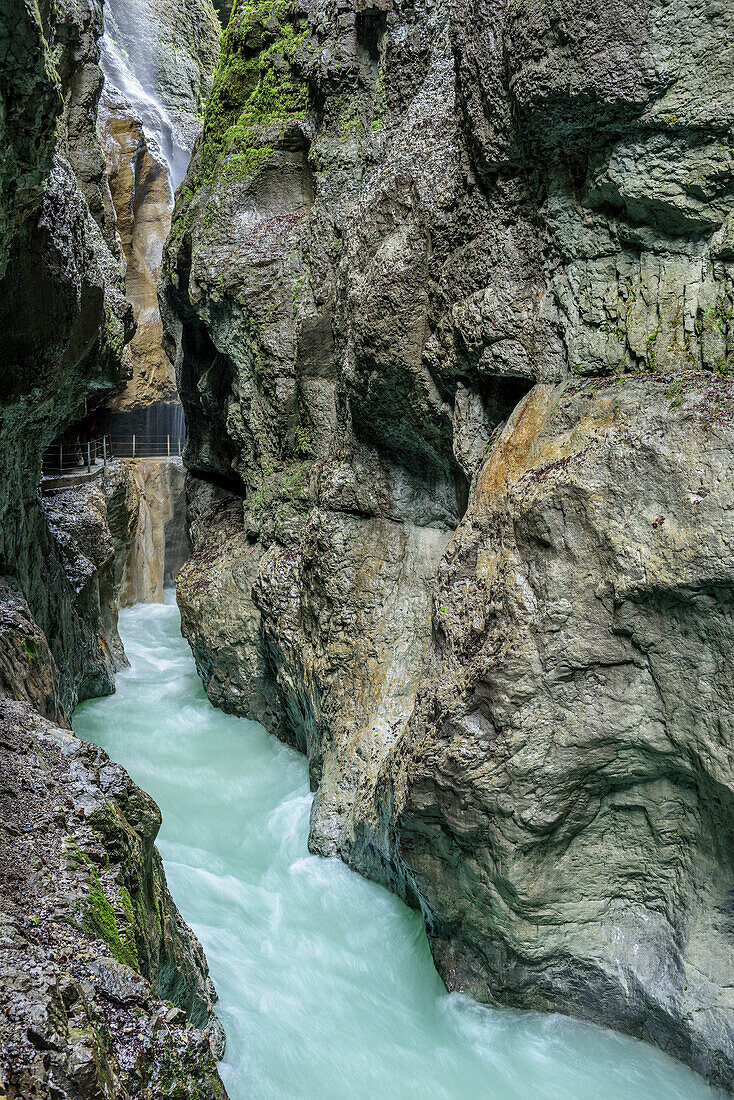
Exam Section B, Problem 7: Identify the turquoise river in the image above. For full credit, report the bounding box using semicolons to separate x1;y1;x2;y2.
73;596;724;1100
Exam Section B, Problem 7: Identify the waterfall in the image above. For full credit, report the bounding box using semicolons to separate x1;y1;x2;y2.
99;34;190;196
97;0;205;442
100;400;186;447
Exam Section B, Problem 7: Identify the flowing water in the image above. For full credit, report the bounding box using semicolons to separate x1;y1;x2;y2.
100;34;190;194
73;597;723;1100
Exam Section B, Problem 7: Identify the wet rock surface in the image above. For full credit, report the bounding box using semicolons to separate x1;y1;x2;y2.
0;146;131;714
100;93;179;412
163;0;734;1086
42;477;129;701
38;458;192;695
0;579;69;728
103;0;221;153
391;376;734;1090
97;0;220;445
0;697;226;1099
105;458;191;605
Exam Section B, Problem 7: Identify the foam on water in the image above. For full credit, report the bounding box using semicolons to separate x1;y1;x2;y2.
73;597;725;1100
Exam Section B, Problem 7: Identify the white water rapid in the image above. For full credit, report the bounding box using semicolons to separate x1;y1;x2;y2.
72;597;725;1100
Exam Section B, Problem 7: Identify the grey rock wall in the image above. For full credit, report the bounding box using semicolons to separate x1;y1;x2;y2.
162;0;734;1088
0;0;133;710
393;377;734;1089
0;695;226;1099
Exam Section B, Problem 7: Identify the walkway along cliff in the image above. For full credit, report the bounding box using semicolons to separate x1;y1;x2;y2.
162;0;734;1091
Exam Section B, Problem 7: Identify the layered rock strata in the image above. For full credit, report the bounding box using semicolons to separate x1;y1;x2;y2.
163;0;734;1087
40;457;190;683
389;376;734;1089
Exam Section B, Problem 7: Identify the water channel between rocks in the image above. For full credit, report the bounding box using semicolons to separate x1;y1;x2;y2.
72;595;724;1100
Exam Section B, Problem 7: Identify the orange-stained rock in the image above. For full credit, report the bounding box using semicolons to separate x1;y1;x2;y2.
99;88;178;412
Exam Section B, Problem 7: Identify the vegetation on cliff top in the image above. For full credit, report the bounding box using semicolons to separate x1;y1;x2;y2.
198;0;308;186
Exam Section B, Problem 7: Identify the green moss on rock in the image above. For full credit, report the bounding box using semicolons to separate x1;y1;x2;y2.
85;863;140;971
198;0;308;186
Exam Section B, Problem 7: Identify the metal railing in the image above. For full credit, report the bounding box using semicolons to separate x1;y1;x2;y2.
108;434;184;459
42;434;185;475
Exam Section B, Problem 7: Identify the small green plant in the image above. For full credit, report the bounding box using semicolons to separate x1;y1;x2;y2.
372;73;386;131
646;329;659;369
295;425;310;455
699;302;733;336
714;355;734;380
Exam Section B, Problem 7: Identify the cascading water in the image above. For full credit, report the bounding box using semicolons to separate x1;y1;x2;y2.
97;1;194;444
99;400;187;451
99;35;190;194
73;598;725;1100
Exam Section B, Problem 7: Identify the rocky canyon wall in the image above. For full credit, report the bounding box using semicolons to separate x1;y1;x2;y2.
0;3;225;1096
1;0;132;711
163;0;734;1089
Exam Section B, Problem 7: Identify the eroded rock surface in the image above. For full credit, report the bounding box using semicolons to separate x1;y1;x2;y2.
163;0;734;1087
105;458;191;605
0;697;225;1099
391;377;734;1089
0;0;132;711
0;578;68;727
100;93;179;411
103;0;221;151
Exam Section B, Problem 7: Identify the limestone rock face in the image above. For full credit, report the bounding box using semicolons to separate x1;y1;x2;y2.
0;0;133;715
100;94;179;411
164;0;475;869
43;477;129;700
162;0;734;1086
391;377;734;1089
105;458;191;606
0;148;132;709
38;458;190;700
0;1;62;277
54;0;121;255
0;696;226;1099
0;577;69;727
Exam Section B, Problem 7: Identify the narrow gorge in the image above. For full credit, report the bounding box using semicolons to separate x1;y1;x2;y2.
2;0;734;1096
